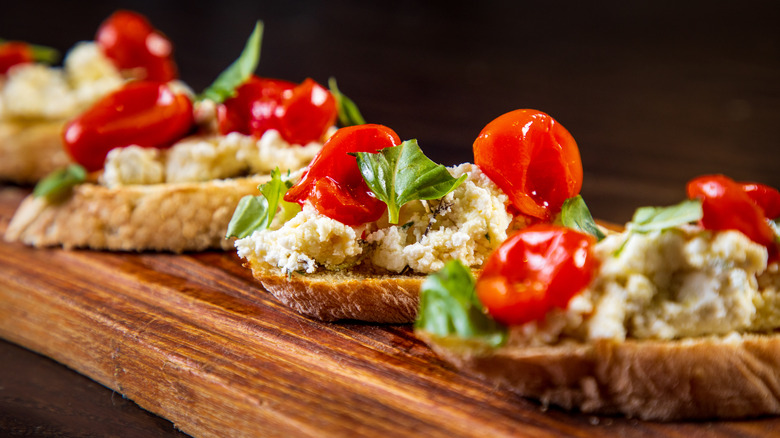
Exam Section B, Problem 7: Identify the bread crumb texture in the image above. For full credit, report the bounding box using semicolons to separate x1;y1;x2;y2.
236;163;513;274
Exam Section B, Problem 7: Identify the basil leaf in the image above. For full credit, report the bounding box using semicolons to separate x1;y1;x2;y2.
0;39;59;65
225;168;300;239
33;164;86;203
200;21;263;103
328;77;366;126
352;139;467;224
415;260;507;348
770;219;780;245
560;195;605;240
627;199;703;233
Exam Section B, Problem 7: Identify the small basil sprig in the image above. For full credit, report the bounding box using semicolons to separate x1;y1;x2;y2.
200;21;263;103
627;199;703;233
328;77;366;127
0;38;59;64
560;195;605;240
33;164;86;203
352;139;467;224
415;260;507;348
225;168;300;239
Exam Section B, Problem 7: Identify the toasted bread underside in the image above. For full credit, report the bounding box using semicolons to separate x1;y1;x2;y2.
5;176;269;252
417;331;780;421
0;119;72;183
245;259;426;323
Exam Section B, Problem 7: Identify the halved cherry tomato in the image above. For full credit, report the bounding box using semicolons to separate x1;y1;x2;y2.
63;81;194;172
284;124;400;225
687;175;780;260
217;75;296;136
473;109;583;222
96;10;177;82
476;224;597;326
218;76;337;145
0;41;34;74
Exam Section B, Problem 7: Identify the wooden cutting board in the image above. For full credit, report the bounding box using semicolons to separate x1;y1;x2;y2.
1;185;778;438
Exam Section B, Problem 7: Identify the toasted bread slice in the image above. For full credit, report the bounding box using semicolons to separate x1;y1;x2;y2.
417;329;780;421
0;120;72;184
5;175;268;252
245;258;426;323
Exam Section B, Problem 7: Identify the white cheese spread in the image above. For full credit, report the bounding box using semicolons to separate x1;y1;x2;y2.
235;163;514;275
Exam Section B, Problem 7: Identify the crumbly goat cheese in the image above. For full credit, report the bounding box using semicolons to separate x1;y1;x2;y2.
236;163;513;275
100;130;323;187
507;226;780;346
0;42;123;120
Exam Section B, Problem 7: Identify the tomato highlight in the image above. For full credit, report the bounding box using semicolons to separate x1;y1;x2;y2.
96;10;178;82
687;175;780;261
476;224;597;326
0;41;34;74
473;109;583;222
218;75;336;145
63;81;194;172
284;124;400;225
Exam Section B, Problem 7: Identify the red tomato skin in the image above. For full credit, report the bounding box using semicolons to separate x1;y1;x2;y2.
687;175;779;261
96;10;177;82
476;224;597;326
473;109;583;222
284;124;401;225
0;42;34;74
276;78;338;145
217;76;296;136
63;81;194;172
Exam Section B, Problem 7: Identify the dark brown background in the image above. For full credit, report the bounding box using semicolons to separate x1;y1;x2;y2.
2;0;780;436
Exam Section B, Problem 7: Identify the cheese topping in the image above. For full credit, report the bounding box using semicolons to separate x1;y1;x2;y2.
508;227;780;346
101;130;323;187
235;163;514;275
0;42;123;120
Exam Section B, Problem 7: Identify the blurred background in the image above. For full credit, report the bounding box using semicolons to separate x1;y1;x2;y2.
3;0;780;221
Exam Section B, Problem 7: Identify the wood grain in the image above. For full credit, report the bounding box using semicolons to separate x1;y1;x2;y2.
2;187;780;437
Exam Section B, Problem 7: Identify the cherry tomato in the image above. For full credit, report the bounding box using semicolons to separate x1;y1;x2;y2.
687;175;780;260
96;10;177;82
476;224;597;326
218;76;337;145
0;41;34;74
473;109;583;222
217;75;295;136
63;81;194;172
284;124;400;225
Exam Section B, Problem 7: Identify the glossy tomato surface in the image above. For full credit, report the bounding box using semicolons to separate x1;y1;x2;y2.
0;41;34;74
687;175;780;258
96;10;177;82
476;224;597;326
473;109;583;222
284;124;400;225
63;81;194;172
217;75;295;136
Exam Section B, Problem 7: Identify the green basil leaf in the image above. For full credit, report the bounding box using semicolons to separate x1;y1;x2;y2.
415;260;507;348
770;219;780;245
352;139;467;224
200;21;263;103
560;195;606;240
0;38;59;65
33;164;86;202
627;199;703;233
328;77;366;126
225;168;300;239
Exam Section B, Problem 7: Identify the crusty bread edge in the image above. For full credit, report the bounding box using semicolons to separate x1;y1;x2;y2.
5;175;270;253
245;258;426;323
0;119;73;183
416;330;780;420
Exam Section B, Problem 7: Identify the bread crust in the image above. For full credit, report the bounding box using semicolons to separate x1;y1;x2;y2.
5;176;269;252
245;258;425;323
417;331;780;420
0;119;72;183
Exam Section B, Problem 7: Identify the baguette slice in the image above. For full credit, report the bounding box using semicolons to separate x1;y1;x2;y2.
416;330;780;421
0;120;72;183
5;175;268;252
245;258;426;323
